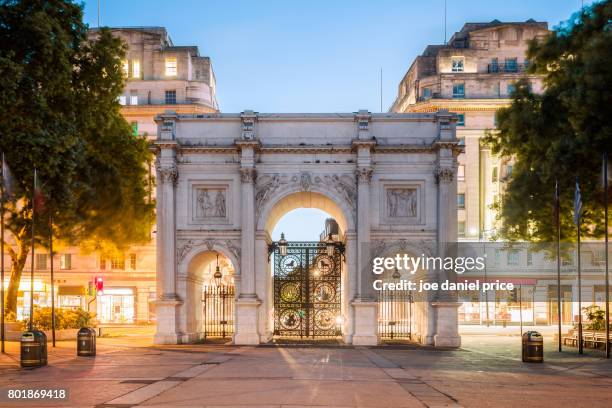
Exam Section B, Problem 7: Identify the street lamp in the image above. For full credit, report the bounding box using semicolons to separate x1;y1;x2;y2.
213;253;222;287
278;233;288;256
325;233;335;256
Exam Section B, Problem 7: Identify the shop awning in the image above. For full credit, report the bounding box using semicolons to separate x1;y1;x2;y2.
58;285;86;296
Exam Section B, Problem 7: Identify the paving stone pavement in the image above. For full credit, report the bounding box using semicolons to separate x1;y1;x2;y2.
0;336;610;407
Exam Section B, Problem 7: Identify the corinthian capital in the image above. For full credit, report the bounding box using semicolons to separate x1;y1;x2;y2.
356;167;373;185
434;167;455;184
157;163;178;185
240;167;257;184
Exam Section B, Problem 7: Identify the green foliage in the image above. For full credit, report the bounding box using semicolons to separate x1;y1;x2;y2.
0;0;154;313
583;305;606;331
22;307;95;331
484;1;612;242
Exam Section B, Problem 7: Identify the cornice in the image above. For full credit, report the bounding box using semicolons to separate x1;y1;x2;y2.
120;104;218;118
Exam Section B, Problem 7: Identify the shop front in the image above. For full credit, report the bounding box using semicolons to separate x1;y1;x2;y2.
96;287;135;324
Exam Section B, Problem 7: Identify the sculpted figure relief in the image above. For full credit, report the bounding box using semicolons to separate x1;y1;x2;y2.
196;188;227;218
387;188;417;218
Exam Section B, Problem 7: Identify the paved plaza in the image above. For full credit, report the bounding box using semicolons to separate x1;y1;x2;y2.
0;333;611;407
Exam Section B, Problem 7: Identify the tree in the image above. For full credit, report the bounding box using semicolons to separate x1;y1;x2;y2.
0;0;154;315
485;1;612;243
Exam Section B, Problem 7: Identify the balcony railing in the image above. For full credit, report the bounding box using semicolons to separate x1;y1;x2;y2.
487;62;530;74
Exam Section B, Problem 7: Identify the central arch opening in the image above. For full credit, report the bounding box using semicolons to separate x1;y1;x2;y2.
263;191;350;342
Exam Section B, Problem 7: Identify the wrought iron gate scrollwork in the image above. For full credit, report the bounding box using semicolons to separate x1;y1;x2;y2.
273;242;342;338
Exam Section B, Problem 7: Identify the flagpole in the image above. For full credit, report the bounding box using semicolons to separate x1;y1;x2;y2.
29;169;36;332
556;179;562;352
604;152;609;359
0;153;5;353
49;213;55;347
576;177;583;355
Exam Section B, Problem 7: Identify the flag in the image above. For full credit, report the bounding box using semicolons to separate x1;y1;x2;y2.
1;153;15;199
574;178;582;225
33;169;45;213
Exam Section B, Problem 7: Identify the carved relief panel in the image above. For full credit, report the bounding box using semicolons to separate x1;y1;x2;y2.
191;184;230;224
380;182;425;225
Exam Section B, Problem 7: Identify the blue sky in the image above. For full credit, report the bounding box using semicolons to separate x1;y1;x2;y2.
83;0;594;240
84;0;593;114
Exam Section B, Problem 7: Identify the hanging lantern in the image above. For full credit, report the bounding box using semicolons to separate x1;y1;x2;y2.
213;253;222;287
278;232;288;256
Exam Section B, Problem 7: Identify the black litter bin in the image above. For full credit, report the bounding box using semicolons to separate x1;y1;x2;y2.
77;328;96;357
522;331;543;363
20;330;48;368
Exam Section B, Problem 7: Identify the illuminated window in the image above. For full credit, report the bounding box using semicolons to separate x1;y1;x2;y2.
60;254;72;270
122;60;129;77
130;95;138;105
458;165;465;180
132;59;140;78
118;96;126;105
165;57;177;76
110;256;125;270
451;57;464;72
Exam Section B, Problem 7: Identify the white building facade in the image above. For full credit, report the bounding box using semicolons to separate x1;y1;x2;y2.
153;110;462;346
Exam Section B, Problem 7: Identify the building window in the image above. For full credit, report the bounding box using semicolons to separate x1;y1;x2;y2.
100;258;106;270
131;121;138;137
505;57;518;72
165;90;176;105
36;253;48;270
507;84;516;96
422;87;432;99
494;249;501;265
527;250;533;266
122;60;129;77
458;221;466;237
492;167;498;182
458;164;465;181
452;83;465;98
505;165;513;178
165;57;177;76
60;254;72;270
118;96;127;105
490;58;499;73
457;193;465;209
562;251;574;266
129;253;137;270
592;249;605;265
130;95;138;105
507;250;519;265
110;256;125;270
451;57;465;72
457;113;465;126
132;59;140;78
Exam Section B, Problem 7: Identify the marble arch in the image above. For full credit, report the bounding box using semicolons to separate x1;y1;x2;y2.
153;109;462;347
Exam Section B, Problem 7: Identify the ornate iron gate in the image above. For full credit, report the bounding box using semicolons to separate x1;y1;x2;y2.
202;285;235;339
378;289;413;339
273;242;342;338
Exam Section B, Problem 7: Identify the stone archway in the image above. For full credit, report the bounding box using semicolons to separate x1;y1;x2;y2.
174;241;238;343
252;185;355;343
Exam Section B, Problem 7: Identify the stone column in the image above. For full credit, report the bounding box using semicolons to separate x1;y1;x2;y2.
234;136;262;345
350;119;378;345
153;125;183;344
432;110;461;348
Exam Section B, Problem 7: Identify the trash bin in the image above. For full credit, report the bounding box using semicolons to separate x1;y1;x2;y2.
522;331;543;363
20;330;48;368
77;328;96;357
